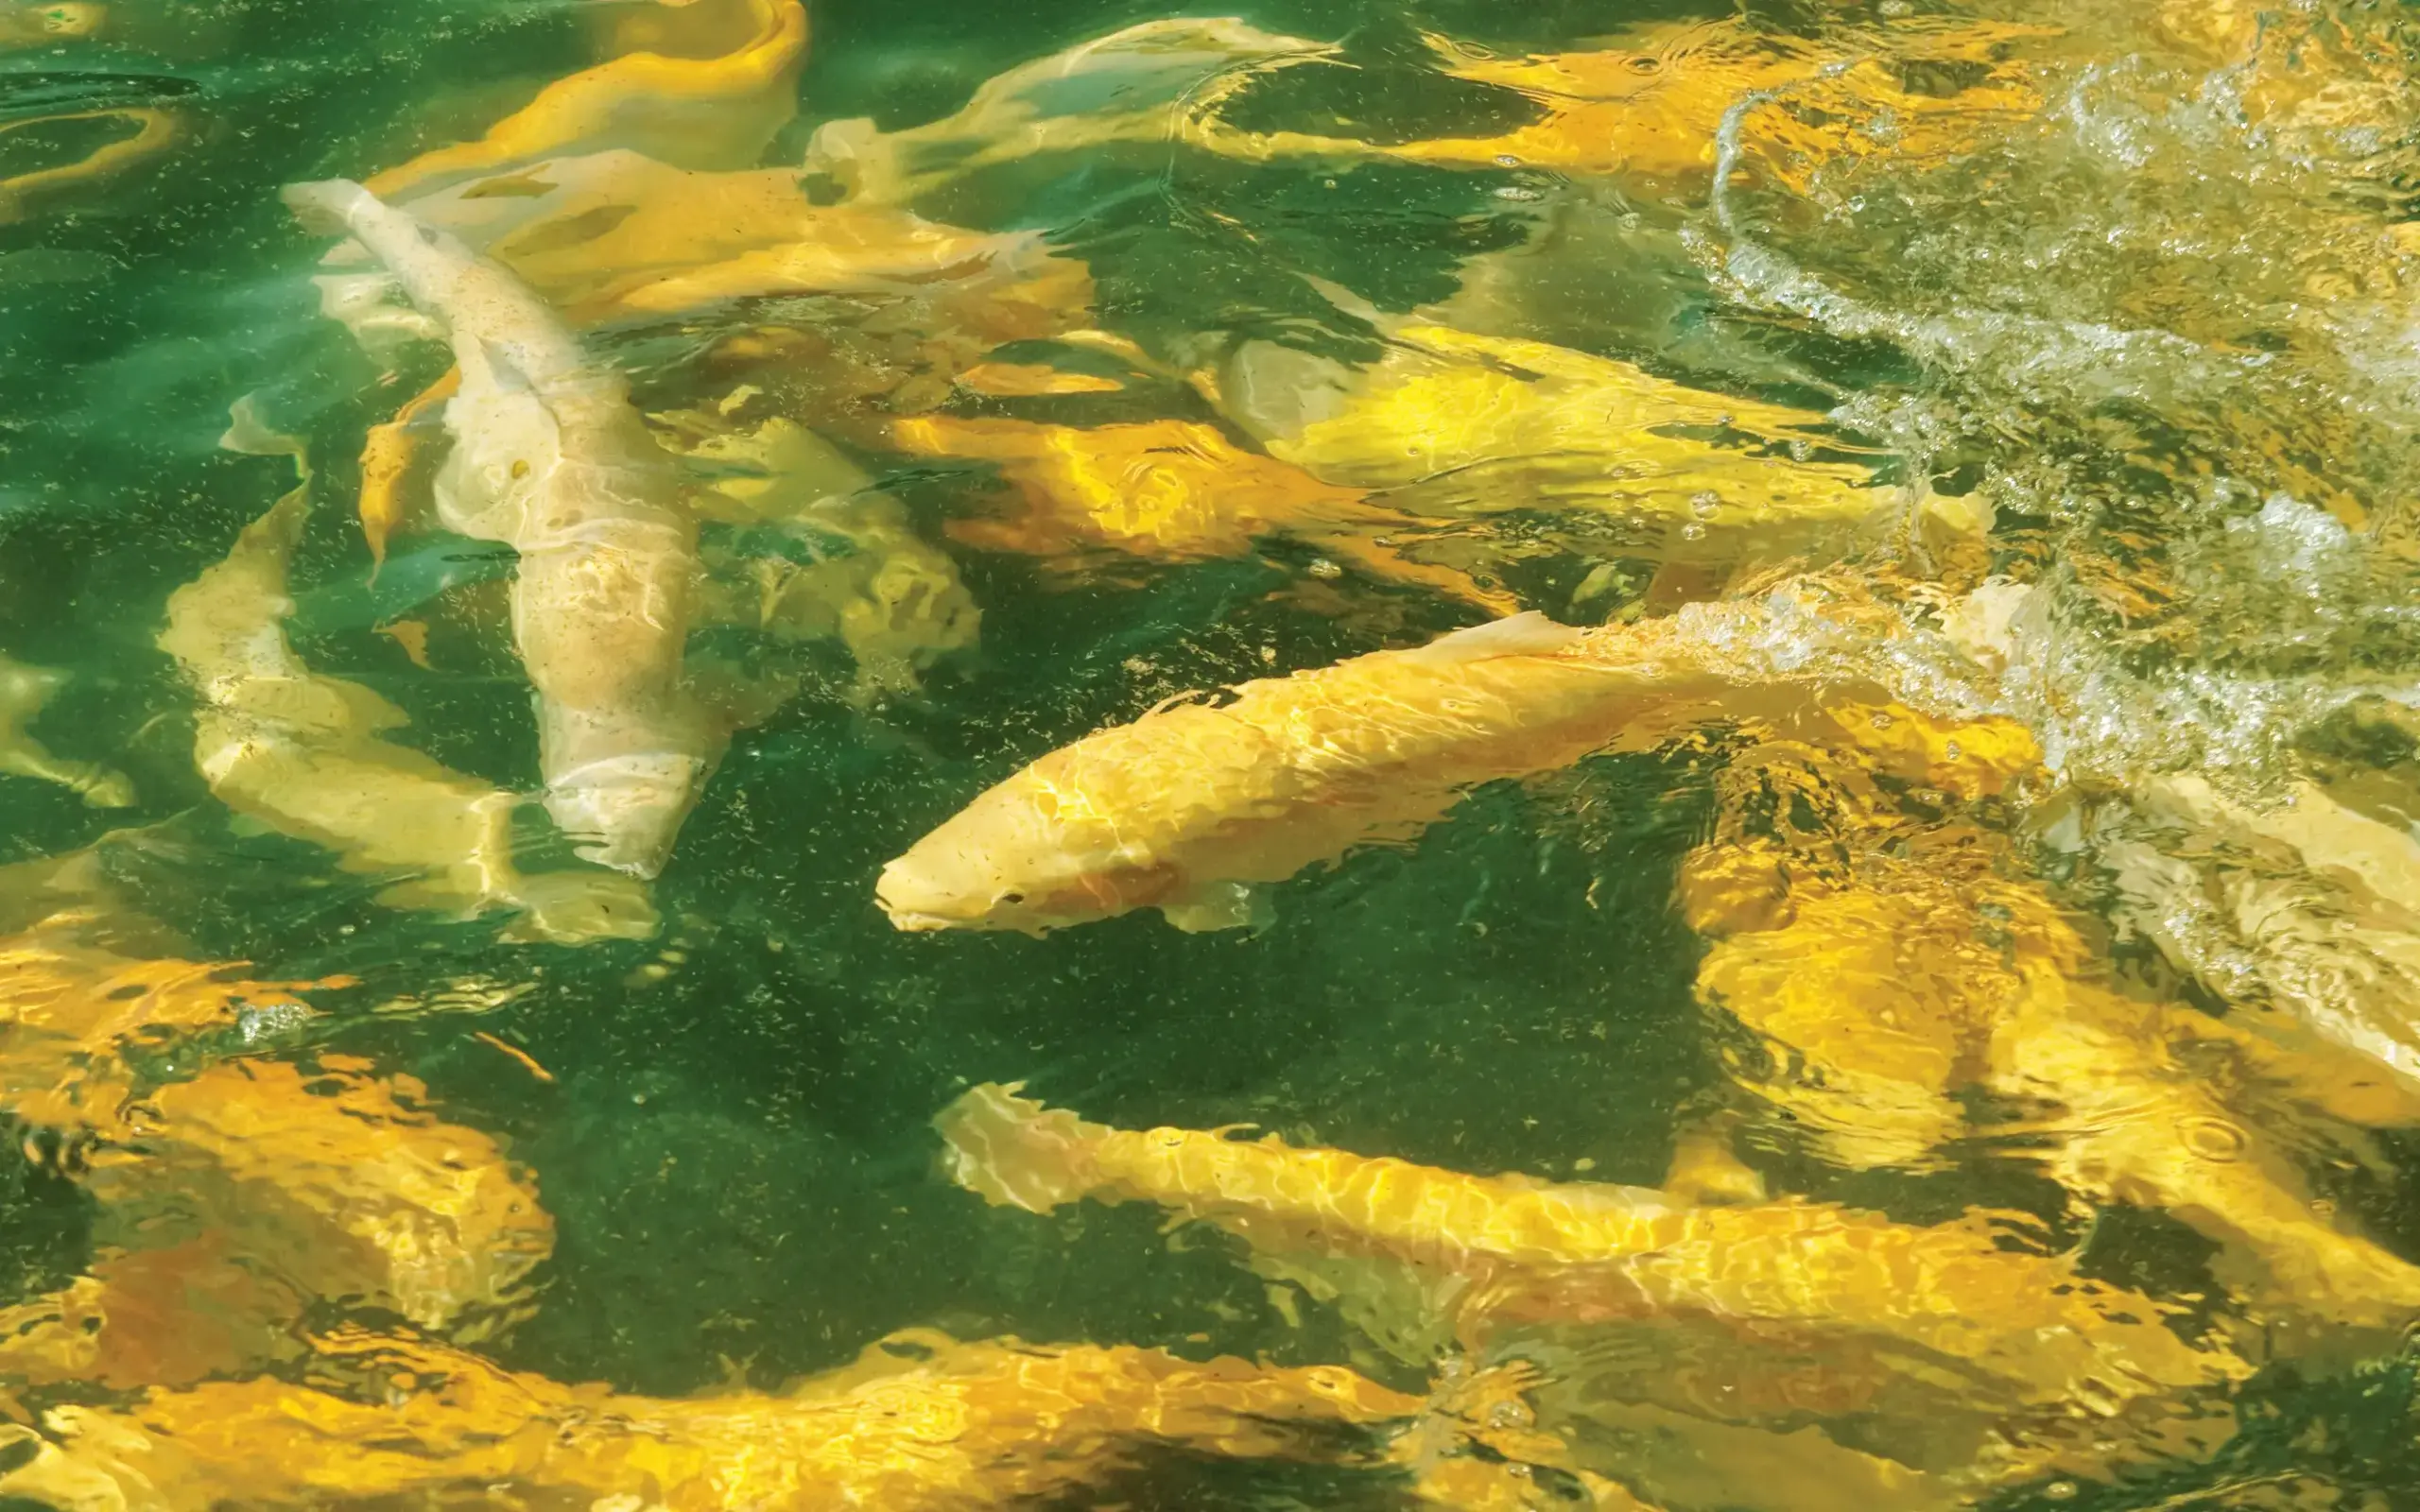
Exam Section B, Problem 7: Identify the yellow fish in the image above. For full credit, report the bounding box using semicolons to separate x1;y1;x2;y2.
0;652;132;807
81;1056;554;1334
1680;706;2420;1334
937;1084;2244;1486
0;106;176;225
366;0;807;202
0;1325;1615;1510
877;593;1927;935
158;426;656;941
890;414;1516;610
1370;17;2052;188
1207;321;1900;561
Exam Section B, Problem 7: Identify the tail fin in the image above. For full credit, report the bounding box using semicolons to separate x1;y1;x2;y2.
934;1082;1104;1213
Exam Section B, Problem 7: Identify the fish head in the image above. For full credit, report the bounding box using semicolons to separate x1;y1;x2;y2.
544;752;709;880
877;771;1182;935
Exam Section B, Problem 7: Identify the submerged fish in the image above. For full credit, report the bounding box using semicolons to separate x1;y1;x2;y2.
365;0;808;202
286;178;711;877
937;1084;2243;1493
0;1324;1612;1511
0;651;132;807
877;602;1894;934
157;437;656;940
889;414;1515;610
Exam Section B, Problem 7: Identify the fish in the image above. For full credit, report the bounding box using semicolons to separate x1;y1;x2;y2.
82;1057;554;1334
877;603;1883;935
354;369;458;568
157;421;658;938
796;11;2044;206
0;105;177;224
364;0;808;202
888;414;1515;610
1205;320;1901;561
1680;705;2420;1334
285;178;711;877
0;652;132;807
936;1083;2244;1488
0;1324;1620;1510
802;18;1337;206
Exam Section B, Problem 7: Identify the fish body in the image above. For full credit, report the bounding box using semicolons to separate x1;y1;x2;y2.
936;1084;2243;1480
878;610;1821;934
365;0;807;202
0;1326;1612;1511
286;178;708;877
0;652;132;807
159;456;655;940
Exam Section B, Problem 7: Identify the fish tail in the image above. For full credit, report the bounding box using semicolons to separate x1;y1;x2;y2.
934;1082;1104;1213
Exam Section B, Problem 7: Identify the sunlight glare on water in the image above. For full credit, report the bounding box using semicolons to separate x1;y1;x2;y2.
1;0;2419;1506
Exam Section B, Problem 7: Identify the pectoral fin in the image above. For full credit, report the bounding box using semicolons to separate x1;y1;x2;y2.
1159;879;1270;934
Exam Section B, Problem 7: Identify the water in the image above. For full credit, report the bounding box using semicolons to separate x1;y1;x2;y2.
2;0;2419;1506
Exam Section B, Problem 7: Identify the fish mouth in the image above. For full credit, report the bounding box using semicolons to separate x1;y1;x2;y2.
884;908;959;933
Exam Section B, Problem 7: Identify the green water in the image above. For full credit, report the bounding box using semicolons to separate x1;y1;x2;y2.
7;0;2420;1505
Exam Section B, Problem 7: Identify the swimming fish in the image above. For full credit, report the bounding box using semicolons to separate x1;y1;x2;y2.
0;652;132;807
888;414;1515;610
1679;707;2420;1335
286;178;711;877
936;1084;2243;1486
354;369;458;568
1205;320;1899;561
157;434;657;939
670;413;979;700
878;601;1890;935
0;1324;1617;1510
81;1056;554;1335
365;0;808;202
802;17;1336;206
0;106;177;224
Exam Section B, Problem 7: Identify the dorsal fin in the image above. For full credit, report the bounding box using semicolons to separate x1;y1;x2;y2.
1398;611;1582;665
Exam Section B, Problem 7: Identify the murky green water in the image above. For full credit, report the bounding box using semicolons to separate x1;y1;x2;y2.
5;0;2420;1506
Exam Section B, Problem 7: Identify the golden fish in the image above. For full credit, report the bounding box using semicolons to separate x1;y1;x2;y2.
290;179;712;877
937;1084;2244;1490
800;13;2042;208
354;146;1076;327
1206;321;1899;560
354;368;457;568
0;1324;1614;1510
890;413;1515;610
802;17;1337;205
0;1234;307;1391
0;926;327;1136
669;413;980;699
157;442;656;941
365;0;807;202
80;1056;553;1333
0;652;132;807
1214;15;2052;192
0;107;176;225
1679;707;2420;1335
876;593;1930;935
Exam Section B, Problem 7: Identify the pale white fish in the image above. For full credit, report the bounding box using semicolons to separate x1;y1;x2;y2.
284;178;710;877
